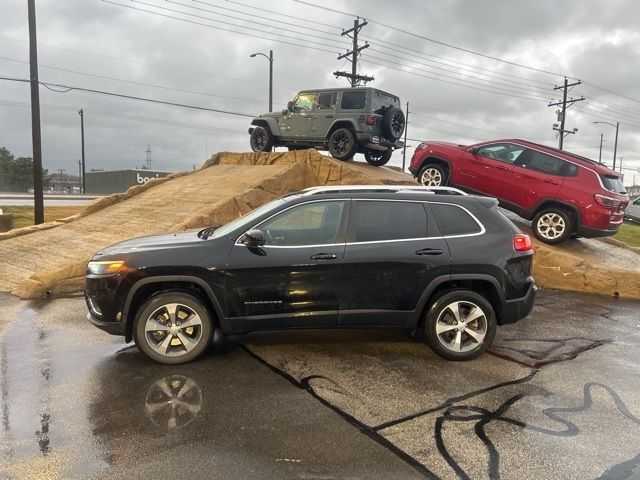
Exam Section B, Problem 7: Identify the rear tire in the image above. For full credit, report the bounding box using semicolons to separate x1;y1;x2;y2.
418;164;447;186
364;149;392;166
382;107;405;140
328;128;357;161
250;126;273;152
133;291;213;365
532;208;573;244
423;290;496;361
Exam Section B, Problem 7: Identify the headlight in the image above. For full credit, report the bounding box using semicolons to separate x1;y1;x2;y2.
416;143;428;151
87;260;127;275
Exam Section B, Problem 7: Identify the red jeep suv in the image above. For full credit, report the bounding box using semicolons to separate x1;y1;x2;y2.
408;139;629;244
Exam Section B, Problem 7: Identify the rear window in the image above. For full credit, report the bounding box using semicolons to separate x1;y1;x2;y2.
431;203;482;236
354;201;427;242
600;175;626;194
372;90;400;113
341;90;366;110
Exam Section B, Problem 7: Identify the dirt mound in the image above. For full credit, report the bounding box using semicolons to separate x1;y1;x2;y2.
1;150;413;298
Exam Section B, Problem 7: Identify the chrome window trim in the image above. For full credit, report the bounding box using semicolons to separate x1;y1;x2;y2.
472;140;618;193
234;198;485;248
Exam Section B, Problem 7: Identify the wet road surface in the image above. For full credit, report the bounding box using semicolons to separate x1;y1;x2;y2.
1;289;639;479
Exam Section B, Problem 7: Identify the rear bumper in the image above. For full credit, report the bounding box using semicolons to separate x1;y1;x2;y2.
356;132;403;150
500;281;537;325
576;225;619;238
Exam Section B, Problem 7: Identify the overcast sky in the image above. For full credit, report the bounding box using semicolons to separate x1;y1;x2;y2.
1;0;639;184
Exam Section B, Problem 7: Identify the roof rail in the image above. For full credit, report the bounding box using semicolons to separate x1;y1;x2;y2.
302;185;467;196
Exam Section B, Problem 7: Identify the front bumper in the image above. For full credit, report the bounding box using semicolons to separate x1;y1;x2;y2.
87;311;125;336
408;165;419;177
500;281;538;325
576;225;620;238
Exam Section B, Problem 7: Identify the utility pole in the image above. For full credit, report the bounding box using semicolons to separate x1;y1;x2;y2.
78;108;86;193
334;18;374;87
28;0;44;224
77;160;81;192
145;144;152;170
598;134;603;163
268;49;273;112
57;168;65;193
402;101;409;171
619;156;623;174
549;77;585;150
613;122;619;171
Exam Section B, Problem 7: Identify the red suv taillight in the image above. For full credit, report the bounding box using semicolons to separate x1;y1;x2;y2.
364;114;376;125
594;193;621;209
514;234;533;252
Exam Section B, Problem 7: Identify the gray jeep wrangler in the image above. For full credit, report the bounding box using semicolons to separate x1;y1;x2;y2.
248;87;405;166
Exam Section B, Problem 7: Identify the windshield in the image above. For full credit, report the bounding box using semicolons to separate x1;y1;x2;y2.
600;174;626;194
211;198;287;239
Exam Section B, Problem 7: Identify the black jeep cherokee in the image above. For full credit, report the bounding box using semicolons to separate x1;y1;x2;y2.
86;185;537;364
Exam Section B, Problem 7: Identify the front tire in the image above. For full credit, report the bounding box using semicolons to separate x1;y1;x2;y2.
423;290;496;361
364;149;392;166
532;208;573;244
418;164;447;186
133;291;213;365
328;128;357;161
249;126;273;152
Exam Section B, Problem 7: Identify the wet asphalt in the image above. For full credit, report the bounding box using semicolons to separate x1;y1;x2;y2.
0;289;639;479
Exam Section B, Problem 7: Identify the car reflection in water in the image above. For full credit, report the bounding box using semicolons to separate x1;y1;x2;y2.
145;375;202;430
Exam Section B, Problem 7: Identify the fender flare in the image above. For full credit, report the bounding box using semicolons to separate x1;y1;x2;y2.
417;154;452;173
327;119;360;137
123;275;228;342
412;273;505;326
250;117;282;137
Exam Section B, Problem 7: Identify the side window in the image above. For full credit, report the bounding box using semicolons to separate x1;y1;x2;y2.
354;201;427;242
476;143;525;164
634;198;640;206
316;92;337;110
562;162;579;177
431;203;482;236
525;150;564;175
258;201;344;246
340;90;366;110
293;93;315;112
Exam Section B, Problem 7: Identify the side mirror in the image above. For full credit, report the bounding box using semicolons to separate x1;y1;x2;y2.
469;146;479;155
287;100;294;111
241;229;265;247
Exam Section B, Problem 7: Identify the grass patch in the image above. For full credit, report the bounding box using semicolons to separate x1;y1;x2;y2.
0;206;84;229
614;221;640;247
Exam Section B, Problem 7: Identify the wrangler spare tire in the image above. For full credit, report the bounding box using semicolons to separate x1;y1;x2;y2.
382;107;405;140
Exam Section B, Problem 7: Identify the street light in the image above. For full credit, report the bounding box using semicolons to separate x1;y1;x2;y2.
250;49;273;112
593;121;619;170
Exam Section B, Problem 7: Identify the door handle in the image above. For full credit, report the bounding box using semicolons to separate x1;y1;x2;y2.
310;253;338;260
495;165;509;171
543;179;559;185
415;248;444;256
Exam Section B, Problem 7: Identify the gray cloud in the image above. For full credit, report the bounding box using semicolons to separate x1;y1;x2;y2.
1;0;638;182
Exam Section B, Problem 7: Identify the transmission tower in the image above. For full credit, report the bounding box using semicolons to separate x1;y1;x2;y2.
334;18;374;87
548;77;584;149
145;144;152;170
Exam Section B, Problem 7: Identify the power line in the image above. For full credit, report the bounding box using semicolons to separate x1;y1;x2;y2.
0;56;283;104
225;0;342;30
161;0;350;48
361;57;548;102
293;0;565;77
100;0;341;55
0;75;255;117
0;35;296;92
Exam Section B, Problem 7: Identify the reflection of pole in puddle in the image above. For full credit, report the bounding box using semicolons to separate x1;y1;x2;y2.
35;328;52;456
1;342;15;459
145;375;202;431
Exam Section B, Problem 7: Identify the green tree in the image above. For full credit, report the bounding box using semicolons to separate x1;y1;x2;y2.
0;146;46;192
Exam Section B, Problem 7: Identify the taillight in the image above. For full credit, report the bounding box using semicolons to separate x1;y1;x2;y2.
594;193;621;208
513;234;533;252
365;114;376;126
